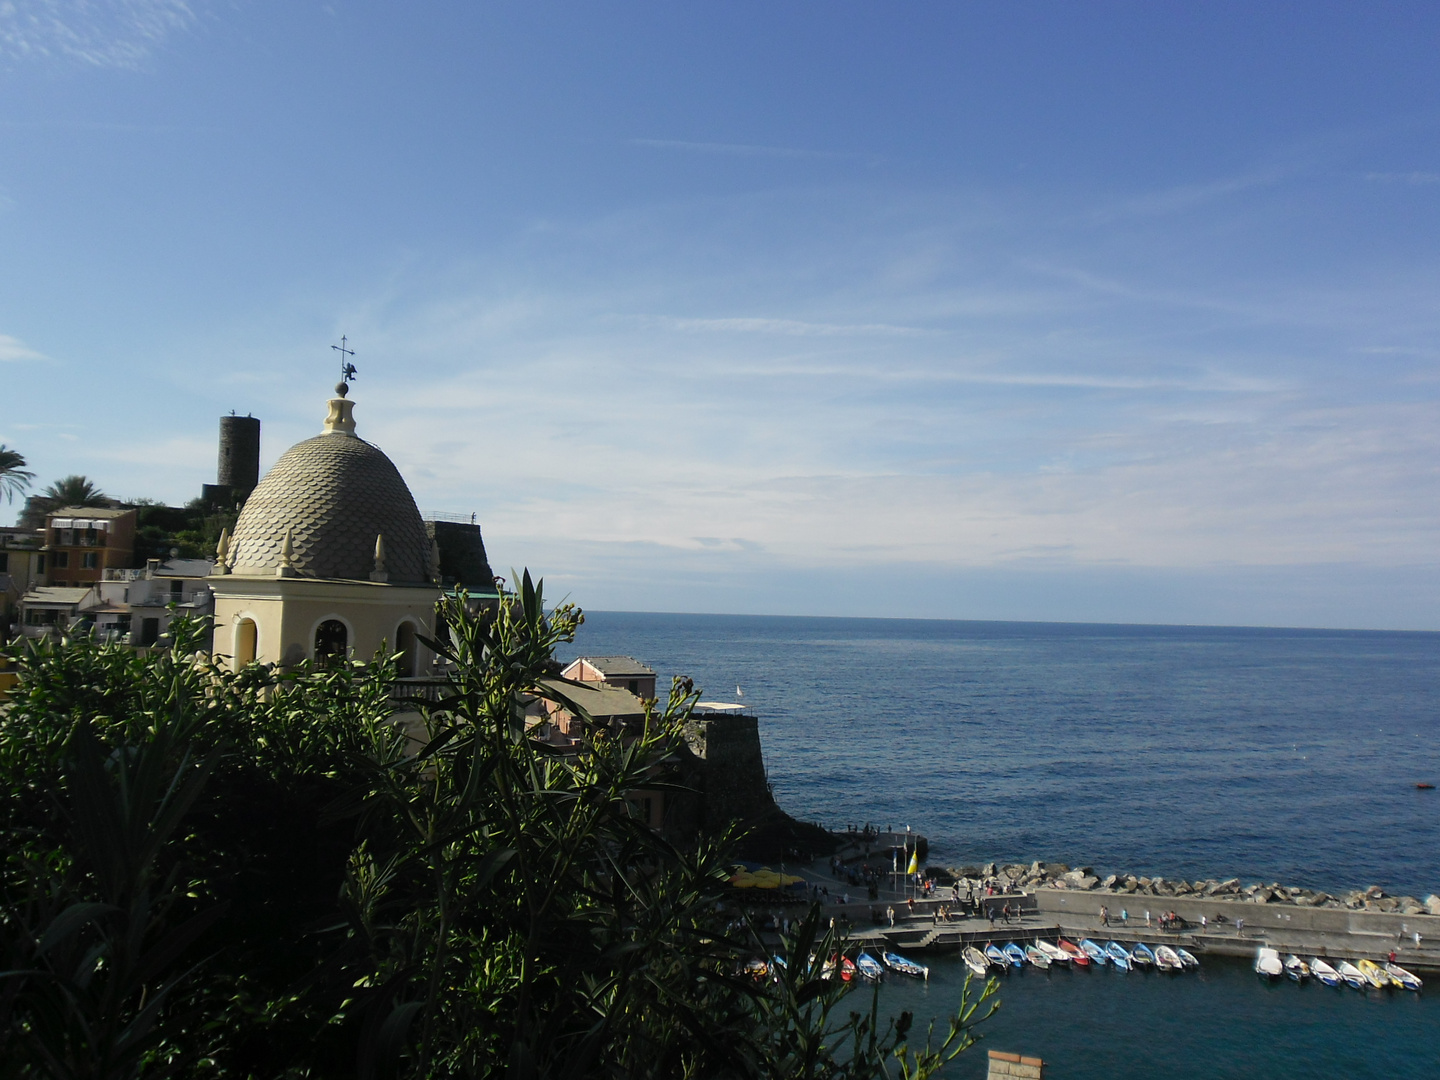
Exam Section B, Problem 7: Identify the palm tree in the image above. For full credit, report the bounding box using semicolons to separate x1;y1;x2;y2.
0;445;35;504
40;475;109;509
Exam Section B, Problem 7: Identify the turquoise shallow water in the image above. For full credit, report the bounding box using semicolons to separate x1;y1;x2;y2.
562;612;1440;1075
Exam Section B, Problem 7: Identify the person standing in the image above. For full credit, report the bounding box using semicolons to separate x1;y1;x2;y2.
886;904;895;927
1145;910;1151;928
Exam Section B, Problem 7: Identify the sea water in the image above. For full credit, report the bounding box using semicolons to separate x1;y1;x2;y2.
562;613;1440;1077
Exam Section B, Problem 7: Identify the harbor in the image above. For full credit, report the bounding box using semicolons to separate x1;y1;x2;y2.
747;833;1440;977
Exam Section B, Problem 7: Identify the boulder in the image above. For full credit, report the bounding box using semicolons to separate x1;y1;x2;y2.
1138;877;1152;889
1078;875;1099;890
1364;885;1386;899
957;866;982;880
1424;895;1440;916
1401;902;1425;916
1253;889;1272;904
984;862;998;878
1030;860;1045;876
1044;862;1070;877
1294;894;1316;907
1101;874;1118;889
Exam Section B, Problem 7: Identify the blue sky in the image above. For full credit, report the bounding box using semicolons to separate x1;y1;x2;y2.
3;2;1440;628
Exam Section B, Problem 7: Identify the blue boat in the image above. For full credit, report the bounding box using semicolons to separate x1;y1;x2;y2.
985;943;1009;969
856;952;884;982
1130;942;1158;967
1079;939;1109;965
1104;941;1133;970
882;951;929;979
1003;942;1027;967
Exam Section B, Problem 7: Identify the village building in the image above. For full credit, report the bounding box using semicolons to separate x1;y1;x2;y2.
561;655;658;698
40;507;136;588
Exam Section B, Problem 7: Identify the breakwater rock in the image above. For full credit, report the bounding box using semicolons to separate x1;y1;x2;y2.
938;860;1440;917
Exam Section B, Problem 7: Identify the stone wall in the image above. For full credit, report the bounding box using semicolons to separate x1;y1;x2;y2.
682;713;776;833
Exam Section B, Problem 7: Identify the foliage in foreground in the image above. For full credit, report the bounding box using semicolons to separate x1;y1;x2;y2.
0;574;996;1078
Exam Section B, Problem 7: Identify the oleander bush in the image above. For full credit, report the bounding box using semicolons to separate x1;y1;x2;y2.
0;572;995;1079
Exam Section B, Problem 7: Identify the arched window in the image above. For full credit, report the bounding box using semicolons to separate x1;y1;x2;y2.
395;620;417;678
314;619;348;664
234;618;257;670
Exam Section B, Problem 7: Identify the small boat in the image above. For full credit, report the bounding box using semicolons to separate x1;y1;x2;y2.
1058;938;1090;966
1034;940;1070;964
1254;947;1284;979
856;952;884;982
1079;939;1109;965
883;951;930;980
1155;945;1185;972
985;943;1010;969
1283;954;1309;981
1385;963;1423;991
963;947;991;977
1335;960;1369;989
1356;960;1392;989
1176;947;1200;969
1003;942;1027;967
1024;943;1052;969
1309;958;1341;987
1417;782;1436;790
1130;942;1157;968
744;958;769;980
1104;942;1132;970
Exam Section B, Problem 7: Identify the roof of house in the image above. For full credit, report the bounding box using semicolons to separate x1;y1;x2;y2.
539;678;648;720
567;655;656;678
152;558;215;578
20;587;93;606
47;506;135;523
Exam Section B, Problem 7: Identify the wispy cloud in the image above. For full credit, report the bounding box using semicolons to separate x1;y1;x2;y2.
0;0;201;69
1364;171;1440;185
0;334;47;362
629;138;850;161
637;315;928;338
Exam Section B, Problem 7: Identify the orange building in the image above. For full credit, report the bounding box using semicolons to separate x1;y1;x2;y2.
42;507;137;587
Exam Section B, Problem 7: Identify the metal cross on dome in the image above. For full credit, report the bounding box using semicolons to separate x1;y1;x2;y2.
331;335;358;387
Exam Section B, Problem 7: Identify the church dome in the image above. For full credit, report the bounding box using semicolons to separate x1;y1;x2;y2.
225;393;432;584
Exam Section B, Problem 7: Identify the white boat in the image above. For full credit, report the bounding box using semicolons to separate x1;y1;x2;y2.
1154;945;1185;971
1254;947;1284;979
1175;947;1200;969
1079;939;1109;965
1104;942;1132;970
1024;943;1052;969
883;951;929;980
1335;960;1368;989
963;947;991;978
1034;940;1070;964
1385;963;1423;991
1309;958;1341;987
1282;954;1309;981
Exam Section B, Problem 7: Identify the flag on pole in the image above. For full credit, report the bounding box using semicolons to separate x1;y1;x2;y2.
906;848;919;875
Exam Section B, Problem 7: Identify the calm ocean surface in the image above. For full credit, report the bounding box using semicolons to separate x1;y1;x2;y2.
563;612;1440;1077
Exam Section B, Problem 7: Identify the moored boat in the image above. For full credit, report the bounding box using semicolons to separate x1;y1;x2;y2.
1176;947;1200;969
1003;942;1027;967
1079;938;1109;965
963;946;991;978
744;958;769;980
1385;963;1423;991
1335;960;1368;989
1356;959;1391;989
1282;954;1309;981
985;943;1010;969
1058;938;1090;966
856;952;884;982
1104;942;1132;970
1309;958;1341;987
1130;942;1157;968
1254;947;1284;979
1024;943;1052;969
1154;945;1184;971
883;951;930;980
1035;940;1070;964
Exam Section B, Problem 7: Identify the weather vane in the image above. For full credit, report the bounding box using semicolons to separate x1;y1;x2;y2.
331;335;357;393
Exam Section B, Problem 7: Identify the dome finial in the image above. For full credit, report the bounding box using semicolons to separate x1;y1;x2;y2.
276;528;297;577
215;527;231;575
370;533;389;582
